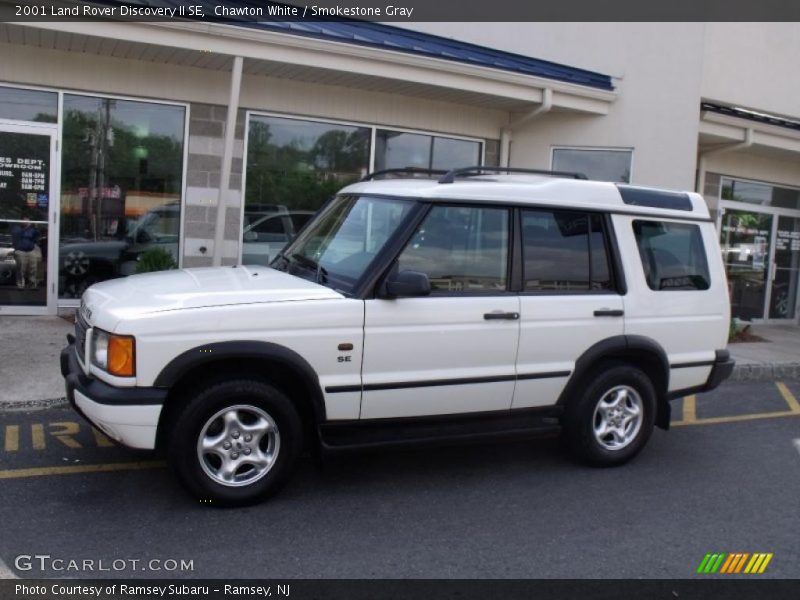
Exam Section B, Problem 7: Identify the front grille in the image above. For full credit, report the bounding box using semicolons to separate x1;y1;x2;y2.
75;312;89;362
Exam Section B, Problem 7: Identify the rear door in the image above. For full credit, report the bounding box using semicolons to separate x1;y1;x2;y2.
615;215;729;393
361;203;520;419
514;209;624;408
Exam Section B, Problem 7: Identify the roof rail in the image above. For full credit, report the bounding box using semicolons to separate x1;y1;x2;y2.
438;166;588;184
361;167;449;181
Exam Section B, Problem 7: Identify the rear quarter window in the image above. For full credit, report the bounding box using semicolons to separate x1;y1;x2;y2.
632;220;710;291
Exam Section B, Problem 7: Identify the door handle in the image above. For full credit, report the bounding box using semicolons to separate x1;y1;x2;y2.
484;312;520;320
593;309;624;317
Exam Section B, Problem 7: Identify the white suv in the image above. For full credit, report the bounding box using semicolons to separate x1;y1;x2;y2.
61;167;734;505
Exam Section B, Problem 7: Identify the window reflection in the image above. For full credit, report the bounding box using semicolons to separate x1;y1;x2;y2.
552;148;632;183
721;177;800;210
375;129;481;172
398;205;509;293
59;95;185;298
0;87;58;124
244;115;370;266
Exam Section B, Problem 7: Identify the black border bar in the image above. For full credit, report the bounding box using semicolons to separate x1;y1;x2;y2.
1;0;799;22
3;579;800;600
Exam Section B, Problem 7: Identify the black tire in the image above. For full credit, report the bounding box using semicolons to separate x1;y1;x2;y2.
167;378;303;506
562;364;657;467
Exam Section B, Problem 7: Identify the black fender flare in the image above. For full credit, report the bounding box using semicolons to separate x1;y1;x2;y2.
557;335;671;428
154;340;327;423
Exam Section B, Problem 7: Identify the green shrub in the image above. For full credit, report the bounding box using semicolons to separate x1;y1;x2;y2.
135;247;177;274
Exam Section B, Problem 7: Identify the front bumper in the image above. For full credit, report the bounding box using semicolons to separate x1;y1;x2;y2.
61;341;166;449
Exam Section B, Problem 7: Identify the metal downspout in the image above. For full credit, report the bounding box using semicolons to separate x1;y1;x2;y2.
500;88;553;167
212;55;244;267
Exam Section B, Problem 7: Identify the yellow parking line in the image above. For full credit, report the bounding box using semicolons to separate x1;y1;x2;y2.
91;427;115;448
775;381;800;413
682;395;697;423
4;425;19;452
673;410;800;427
31;424;45;450
0;461;165;480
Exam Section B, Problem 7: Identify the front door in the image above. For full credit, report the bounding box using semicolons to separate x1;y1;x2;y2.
0;123;57;314
769;216;800;319
719;209;773;320
361;204;519;419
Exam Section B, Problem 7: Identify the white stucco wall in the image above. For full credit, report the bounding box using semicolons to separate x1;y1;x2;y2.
397;23;708;191
701;23;800;121
0;41;507;140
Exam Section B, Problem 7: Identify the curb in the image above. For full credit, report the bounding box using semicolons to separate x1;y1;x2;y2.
0;397;69;412
730;362;800;382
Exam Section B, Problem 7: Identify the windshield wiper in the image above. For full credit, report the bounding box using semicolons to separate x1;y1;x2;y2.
290;253;329;284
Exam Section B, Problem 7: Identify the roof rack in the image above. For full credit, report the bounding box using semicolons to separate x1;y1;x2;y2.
361;167;449;181
438;166;588;184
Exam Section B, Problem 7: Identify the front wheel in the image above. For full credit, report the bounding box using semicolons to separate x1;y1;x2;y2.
562;365;657;467
168;379;303;506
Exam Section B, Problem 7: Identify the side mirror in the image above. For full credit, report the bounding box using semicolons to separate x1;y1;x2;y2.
243;231;258;242
382;270;431;298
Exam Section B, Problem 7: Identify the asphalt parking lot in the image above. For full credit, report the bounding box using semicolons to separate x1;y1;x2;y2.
0;379;798;580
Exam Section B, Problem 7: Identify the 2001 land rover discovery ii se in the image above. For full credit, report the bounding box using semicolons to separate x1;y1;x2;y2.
61;167;734;505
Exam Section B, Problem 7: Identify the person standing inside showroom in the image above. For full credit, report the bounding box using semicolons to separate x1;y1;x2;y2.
11;215;42;289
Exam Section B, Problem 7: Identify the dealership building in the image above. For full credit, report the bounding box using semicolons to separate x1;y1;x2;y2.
0;15;798;322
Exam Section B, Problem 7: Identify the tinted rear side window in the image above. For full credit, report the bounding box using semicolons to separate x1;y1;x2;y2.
522;210;613;292
632;220;710;291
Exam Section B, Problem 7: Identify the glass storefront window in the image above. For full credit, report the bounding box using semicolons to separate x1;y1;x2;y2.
59;95;185;298
431;136;481;170
243;115;371;266
552;148;632;183
721;177;800;210
0;87;58;124
375;131;430;170
374;129;481;172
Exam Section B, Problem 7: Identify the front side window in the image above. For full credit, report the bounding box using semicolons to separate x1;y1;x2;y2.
522;210;612;292
633;220;710;291
275;195;414;295
397;205;509;293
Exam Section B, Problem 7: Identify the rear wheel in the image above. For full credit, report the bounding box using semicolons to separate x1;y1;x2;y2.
563;364;656;466
168;379;303;506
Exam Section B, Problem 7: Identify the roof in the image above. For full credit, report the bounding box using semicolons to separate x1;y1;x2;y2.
702;102;800;133
101;1;614;91
338;175;709;219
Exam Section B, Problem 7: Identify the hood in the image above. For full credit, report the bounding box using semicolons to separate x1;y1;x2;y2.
82;265;343;329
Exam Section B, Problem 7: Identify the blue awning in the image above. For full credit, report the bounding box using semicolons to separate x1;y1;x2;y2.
102;1;615;91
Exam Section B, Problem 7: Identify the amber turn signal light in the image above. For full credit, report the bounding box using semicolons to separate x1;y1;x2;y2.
107;335;135;377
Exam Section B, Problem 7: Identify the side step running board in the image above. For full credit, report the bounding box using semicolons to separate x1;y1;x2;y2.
318;407;562;452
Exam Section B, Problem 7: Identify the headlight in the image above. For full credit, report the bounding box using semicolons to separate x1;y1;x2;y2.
91;329;136;377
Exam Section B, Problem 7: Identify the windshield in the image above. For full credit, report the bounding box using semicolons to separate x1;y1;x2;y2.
273;195;415;294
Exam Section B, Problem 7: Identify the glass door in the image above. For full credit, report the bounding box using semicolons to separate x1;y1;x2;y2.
0;123;57;314
770;216;800;319
719;209;773;320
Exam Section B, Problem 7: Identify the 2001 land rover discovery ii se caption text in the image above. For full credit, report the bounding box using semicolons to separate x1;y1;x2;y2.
61;166;735;505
